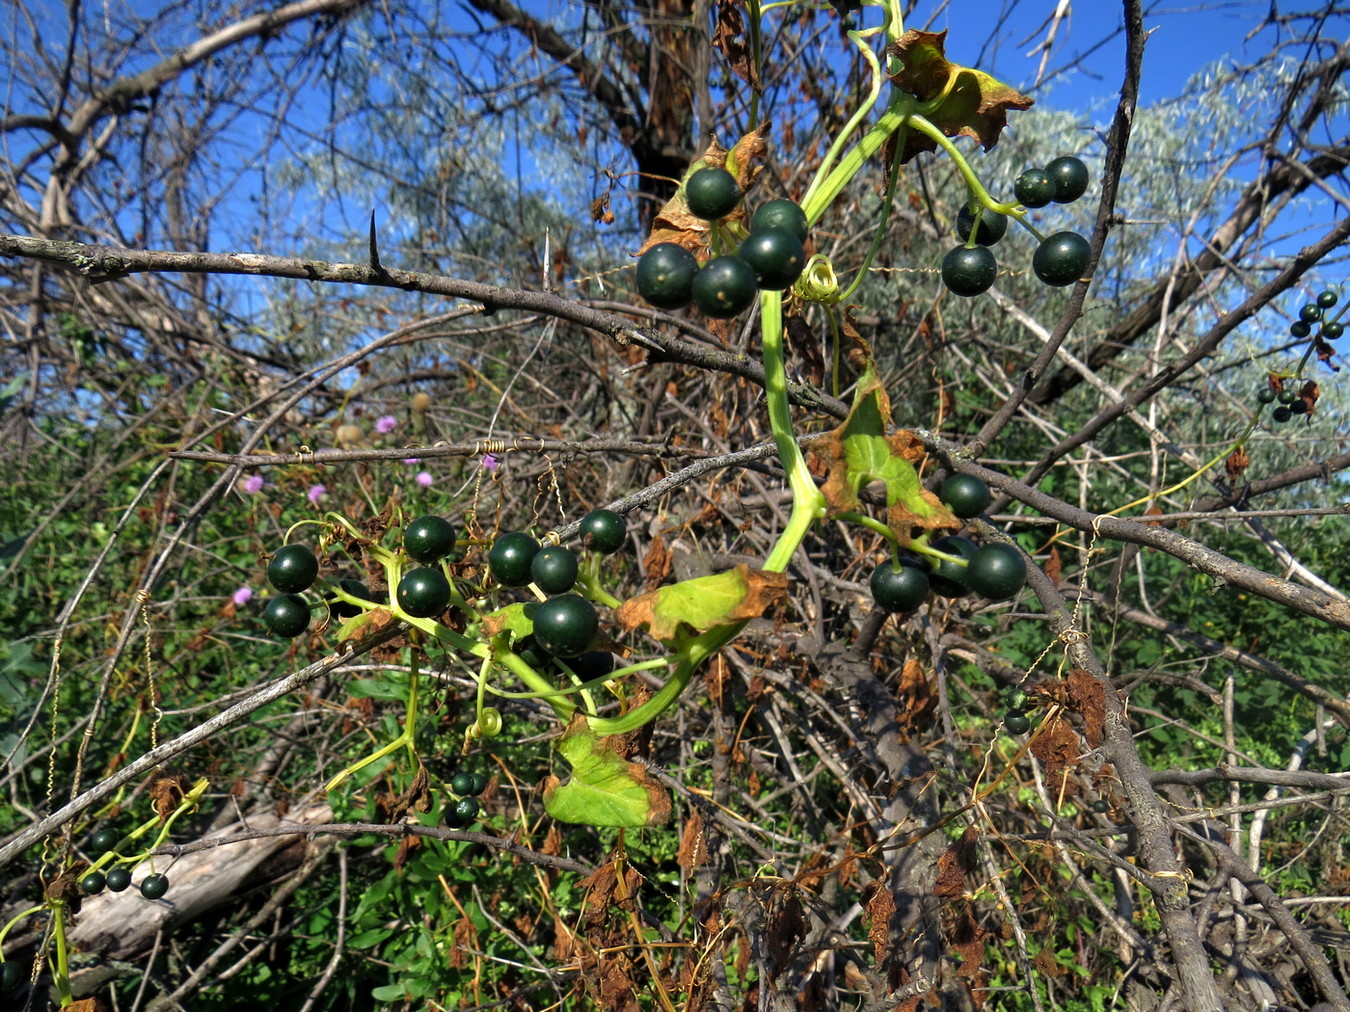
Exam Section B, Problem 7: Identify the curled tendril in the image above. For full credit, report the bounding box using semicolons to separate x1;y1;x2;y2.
794;254;840;302
470;706;503;739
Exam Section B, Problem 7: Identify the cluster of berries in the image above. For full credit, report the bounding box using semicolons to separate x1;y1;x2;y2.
445;770;489;829
1257;288;1341;424
487;509;625;659
78;828;169;900
942;155;1091;297
636;166;810;319
868;474;1028;612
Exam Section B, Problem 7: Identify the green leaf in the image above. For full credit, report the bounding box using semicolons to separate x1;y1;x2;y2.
809;364;957;546
370;983;407;1001
541;716;671;827
613;564;786;645
347;927;394;950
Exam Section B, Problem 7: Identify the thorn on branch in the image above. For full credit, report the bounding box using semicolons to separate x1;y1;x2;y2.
368;210;384;274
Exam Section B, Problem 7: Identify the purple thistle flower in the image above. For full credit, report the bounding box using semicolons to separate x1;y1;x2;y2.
241;474;264;494
307;484;327;505
416;471;434;487
232;586;253;606
482;453;500;471
375;415;397;434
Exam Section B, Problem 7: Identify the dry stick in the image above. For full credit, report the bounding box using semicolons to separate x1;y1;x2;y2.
0;231;849;420
156;839;335;1008
171;436;693;468
297;847;347;1012
968;0;1144;459
1178;824;1350;1012
150;820;593;874
1020;561;1226;1010
0;636;394;870
925;449;1350;631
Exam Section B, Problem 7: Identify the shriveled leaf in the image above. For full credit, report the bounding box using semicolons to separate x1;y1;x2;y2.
765;885;806;979
949;907;988;980
541;716;671;827
676;807;708;872
933;825;979;898
1065;667;1106;750
638;129;765;255
712;0;758;89
863;880;897;964
1029;712;1080;795
615;564;787;644
888;30;1033;164
807;364;957;547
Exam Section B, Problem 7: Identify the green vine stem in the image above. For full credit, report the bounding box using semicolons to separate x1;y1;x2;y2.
52;900;71;1005
588;290;825;736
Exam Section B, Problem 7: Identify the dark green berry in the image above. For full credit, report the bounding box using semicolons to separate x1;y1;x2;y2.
1271;406;1292;423
579;509;626;554
451;771;476;795
941;244;997;297
445;796;480;828
691;255;758;318
1277;387;1299;404
956;204;1008;246
1014;168;1055;208
966;543;1026;601
1033;232;1090;287
514;634;554;671
489;532;540;587
1317;290;1338;309
91;828;120;853
1321;321;1343;340
636;243;699;310
565;650;616;680
468;772;488;795
685;167;741;220
1004;711;1032;735
80;871;106;894
738;228;806;290
531;593;599;658
1004;687;1029;710
1;961;22;993
267;544;318;594
1092;798;1110;813
263;594;310;638
328;579;371;620
404;515;458;564
397;567;451;618
750;199;809;243
105;866;132;892
926;536;979;598
1289;398;1309;415
1045;155;1089;203
1290;320;1312;338
869;559;929;613
531;545;579;595
940;474;992;518
1299;303;1322;323
1256;388;1276;404
140;874;169;900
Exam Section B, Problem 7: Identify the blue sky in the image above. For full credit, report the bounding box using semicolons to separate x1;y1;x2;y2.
934;1;1350;108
